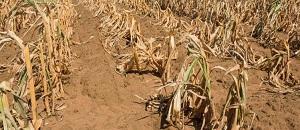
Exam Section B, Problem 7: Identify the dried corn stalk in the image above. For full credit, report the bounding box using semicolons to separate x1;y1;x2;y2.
213;65;250;130
258;49;299;93
87;1;178;80
140;34;253;129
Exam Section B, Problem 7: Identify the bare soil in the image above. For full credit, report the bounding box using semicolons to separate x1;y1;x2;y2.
42;4;161;130
1;2;299;130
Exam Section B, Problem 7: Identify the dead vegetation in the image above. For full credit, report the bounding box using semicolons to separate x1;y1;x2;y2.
0;0;76;129
80;0;300;129
1;0;300;129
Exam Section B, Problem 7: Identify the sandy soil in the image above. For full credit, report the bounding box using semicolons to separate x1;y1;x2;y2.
1;1;299;130
42;4;162;130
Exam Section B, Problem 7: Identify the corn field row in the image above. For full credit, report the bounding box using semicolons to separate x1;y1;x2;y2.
82;0;299;129
1;0;299;129
1;0;76;129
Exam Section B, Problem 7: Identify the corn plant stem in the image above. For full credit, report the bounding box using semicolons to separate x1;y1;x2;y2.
24;46;38;127
200;117;205;130
35;1;58;113
285;40;290;82
231;108;239;130
21;16;42;38
0;96;7;130
162;49;176;84
33;1;53;56
133;48;140;72
52;89;55;113
39;43;51;115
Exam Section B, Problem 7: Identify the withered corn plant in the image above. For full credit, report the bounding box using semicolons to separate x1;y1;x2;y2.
258;49;299;93
252;30;300;93
115;0;191;31
140;35;253;129
92;0;300;107
144;34;216;129
85;1;180;83
0;81;32;130
212;64;251;130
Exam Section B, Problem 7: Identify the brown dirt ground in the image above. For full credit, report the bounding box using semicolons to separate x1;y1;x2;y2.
0;2;299;130
40;4;161;130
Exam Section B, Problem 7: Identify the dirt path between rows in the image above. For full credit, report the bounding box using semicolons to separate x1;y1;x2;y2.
44;3;161;130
